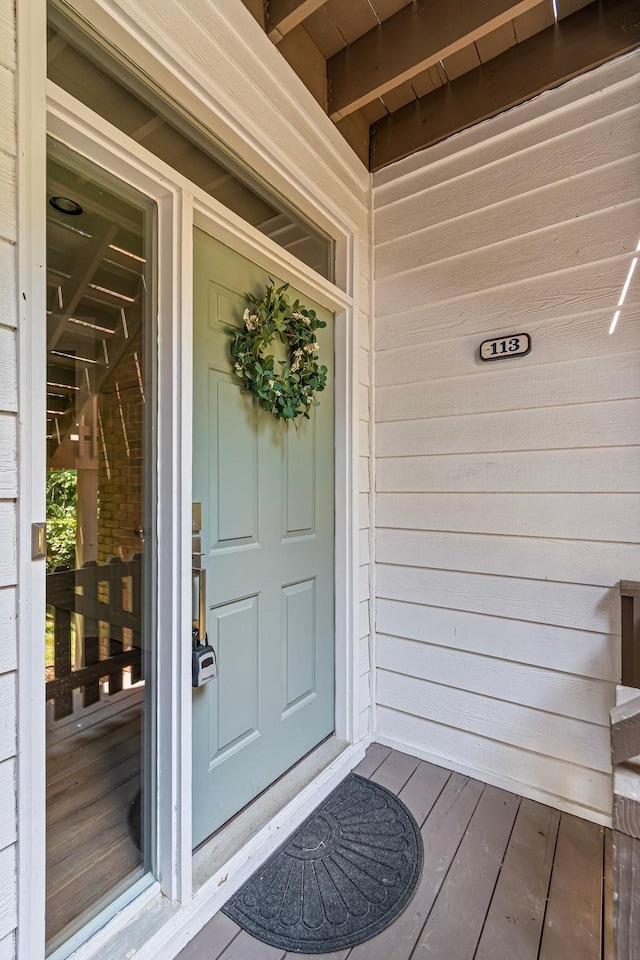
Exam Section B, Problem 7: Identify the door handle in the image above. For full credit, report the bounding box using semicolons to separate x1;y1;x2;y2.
193;567;207;643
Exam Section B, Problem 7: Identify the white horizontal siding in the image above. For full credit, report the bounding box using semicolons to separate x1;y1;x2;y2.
372;50;640;821
377;492;639;543
0;590;16;677
0;0;15;75
359;600;370;640
0;935;14;960
377;352;640;421
377;635;613;725
376;104;640;246
376;262;639;354
376;529;640;587
377;448;640;493
0;674;15;770
376;201;640;317
378;669;610;773
0;845;16;942
376;318;640;386
377;598;620;683
376;564;617;633
375;399;640;454
0;760;15;852
0;417;16;500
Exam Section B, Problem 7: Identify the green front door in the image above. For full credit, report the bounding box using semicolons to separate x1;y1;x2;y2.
192;229;335;847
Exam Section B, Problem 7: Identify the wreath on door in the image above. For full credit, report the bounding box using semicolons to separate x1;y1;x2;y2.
229;280;328;421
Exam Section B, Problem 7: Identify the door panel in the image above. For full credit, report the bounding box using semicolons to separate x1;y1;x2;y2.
284;419;316;536
283;578;317;712
211;595;260;759
192;229;335;846
213;375;259;546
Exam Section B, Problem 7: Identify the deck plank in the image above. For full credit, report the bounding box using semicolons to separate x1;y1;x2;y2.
411;785;520;959
351;742;391;779
348;773;484;960
475;798;560;960
175;912;241;960
216;929;287;959
539;813;604;960
369;748;420;793
397;760;451;827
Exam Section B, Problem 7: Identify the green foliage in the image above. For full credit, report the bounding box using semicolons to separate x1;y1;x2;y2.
46;469;77;571
229;281;328;422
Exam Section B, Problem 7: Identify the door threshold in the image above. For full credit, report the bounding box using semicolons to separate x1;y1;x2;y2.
193;735;349;892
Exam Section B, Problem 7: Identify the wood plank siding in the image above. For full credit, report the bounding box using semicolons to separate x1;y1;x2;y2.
372;51;640;824
178;745;611;960
0;0;18;949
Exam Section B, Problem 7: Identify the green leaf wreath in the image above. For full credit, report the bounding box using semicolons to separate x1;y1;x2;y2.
229;280;328;421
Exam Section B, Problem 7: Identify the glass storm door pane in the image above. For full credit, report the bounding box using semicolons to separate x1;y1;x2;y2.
45;142;156;955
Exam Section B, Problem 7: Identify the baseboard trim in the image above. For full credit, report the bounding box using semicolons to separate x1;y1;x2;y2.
375;732;612;828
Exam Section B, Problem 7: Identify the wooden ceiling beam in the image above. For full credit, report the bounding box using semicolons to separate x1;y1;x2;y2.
370;0;640;171
328;0;543;120
267;0;331;42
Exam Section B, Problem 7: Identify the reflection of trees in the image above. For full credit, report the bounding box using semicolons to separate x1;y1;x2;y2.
46;469;77;571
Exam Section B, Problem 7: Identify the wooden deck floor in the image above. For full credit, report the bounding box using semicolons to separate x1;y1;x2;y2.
46;686;145;951
179;743;613;960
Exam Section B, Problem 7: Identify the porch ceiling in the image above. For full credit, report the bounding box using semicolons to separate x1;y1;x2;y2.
242;0;640;170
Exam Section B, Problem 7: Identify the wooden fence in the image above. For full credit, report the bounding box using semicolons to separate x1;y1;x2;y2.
46;556;143;720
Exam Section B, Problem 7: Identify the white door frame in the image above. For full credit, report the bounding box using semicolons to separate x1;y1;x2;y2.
17;36;362;956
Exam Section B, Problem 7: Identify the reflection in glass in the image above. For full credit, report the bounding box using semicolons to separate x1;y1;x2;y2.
45;143;155;954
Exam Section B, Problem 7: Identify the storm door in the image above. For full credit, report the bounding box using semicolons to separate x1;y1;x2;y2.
44;142;156;955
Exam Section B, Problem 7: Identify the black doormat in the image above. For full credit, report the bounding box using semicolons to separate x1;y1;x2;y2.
222;773;423;954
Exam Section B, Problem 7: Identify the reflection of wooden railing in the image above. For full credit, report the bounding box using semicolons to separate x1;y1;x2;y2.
46;556;143;720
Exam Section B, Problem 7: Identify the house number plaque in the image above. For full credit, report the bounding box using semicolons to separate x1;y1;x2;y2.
479;333;531;362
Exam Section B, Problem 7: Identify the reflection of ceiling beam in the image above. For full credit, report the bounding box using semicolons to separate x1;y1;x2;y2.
47;225;119;351
370;0;640;170
267;0;330;42
328;0;543;120
49;299;143;458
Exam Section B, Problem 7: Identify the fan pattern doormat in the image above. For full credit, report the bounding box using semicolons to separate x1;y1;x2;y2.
222;773;424;954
